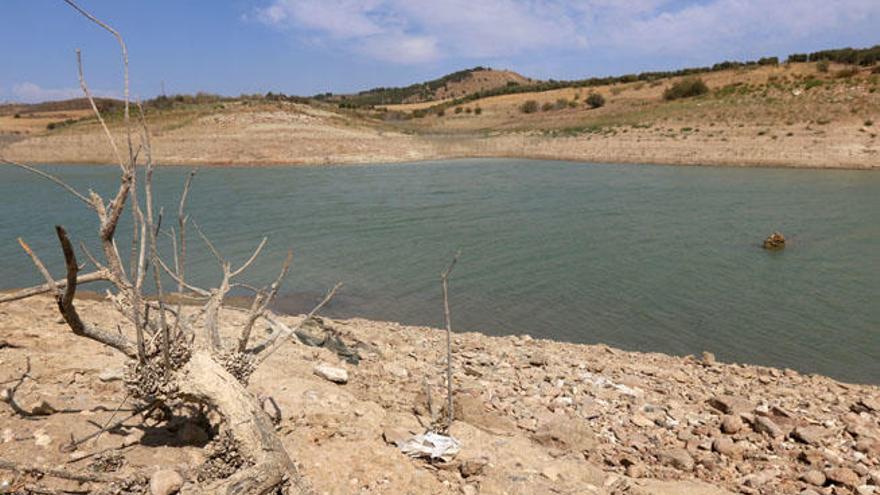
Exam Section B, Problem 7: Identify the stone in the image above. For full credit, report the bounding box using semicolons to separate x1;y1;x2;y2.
825;467;860;488
29;400;57;416
763;232;785;250
800;491;821;495
451;393;517;435
383;363;409;379
532;417;597;453
708;396;753;415
856;486;876;495
712;437;740;457
528;353;548;367
721;415;743;434
381;426;410;447
98;367;125;382
460;457;488;478
801;470;826;486
701;352;716;366
792;425;828;446
658;448;694;471
313;364;348;384
753;416;783;438
626;463;646;478
150;469;184;495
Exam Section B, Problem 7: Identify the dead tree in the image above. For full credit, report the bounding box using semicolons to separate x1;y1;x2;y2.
0;2;337;493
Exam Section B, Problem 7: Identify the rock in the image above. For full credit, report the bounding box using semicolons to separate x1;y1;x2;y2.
626;479;735;495
701;352;716;366
792;425;828;446
800;491;821;495
721;415;743;434
825;467;860;488
626;463;646;478
856;486;876;495
381;426;410;447
712;437;740;457
852;397;880;413
34;429;52;447
742;468;778;488
528;353;548;367
29;400;57;416
451;393;517;435
801;469;826;486
383;363;409;379
753;416;783;438
149;469;183;495
658;448;694;471
762;232;785;250
313;364;348;384
459;457;488;478
708;396;753;415
532;417;596;453
461;484;478;495
98;367;125;382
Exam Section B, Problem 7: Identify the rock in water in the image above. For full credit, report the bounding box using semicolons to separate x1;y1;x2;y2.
313;364;349;384
762;232;786;250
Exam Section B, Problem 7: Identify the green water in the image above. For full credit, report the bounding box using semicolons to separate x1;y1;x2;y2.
1;159;877;383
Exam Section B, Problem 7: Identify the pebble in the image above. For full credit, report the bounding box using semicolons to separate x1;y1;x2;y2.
658;448;694;471
313;364;348;384
150;469;184;495
753;416;783;438
721;415;743;434
801;469;826;486
825;467;860;488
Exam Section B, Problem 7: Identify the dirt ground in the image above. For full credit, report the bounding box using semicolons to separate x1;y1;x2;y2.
1;295;878;494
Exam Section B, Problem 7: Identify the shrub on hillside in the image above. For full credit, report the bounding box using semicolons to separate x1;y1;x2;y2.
758;57;779;66
541;102;555;112
835;67;859;78
554;98;569;110
787;53;808;63
816;60;830;73
474;106;482;115
454;106;463;114
586;92;605;109
520;100;539;113
663;77;709;100
13;113;21;119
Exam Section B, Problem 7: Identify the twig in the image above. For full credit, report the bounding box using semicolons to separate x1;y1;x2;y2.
254;283;342;365
0;457;133;483
0;269;108;305
0;159;94;208
440;250;460;432
238;250;293;352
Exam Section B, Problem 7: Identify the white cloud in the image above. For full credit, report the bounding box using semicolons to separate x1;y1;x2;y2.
11;83;82;103
8;82;117;104
252;0;880;64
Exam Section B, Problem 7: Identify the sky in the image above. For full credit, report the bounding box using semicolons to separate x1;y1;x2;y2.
2;0;879;103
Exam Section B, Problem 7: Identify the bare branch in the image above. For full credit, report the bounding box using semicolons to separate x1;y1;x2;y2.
440;250;460;432
254;282;342;365
237;250;293;352
230;237;269;278
0;159;94;208
17;239;60;293
0;270;108;305
75;49;124;171
155;254;210;297
177;170;196;293
55;226;139;359
192;220;224;267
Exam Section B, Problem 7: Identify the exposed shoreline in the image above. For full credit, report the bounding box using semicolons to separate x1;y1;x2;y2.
1;295;878;494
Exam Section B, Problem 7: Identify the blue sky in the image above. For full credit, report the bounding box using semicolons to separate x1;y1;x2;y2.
2;0;879;103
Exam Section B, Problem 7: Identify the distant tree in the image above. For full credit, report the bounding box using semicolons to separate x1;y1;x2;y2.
13;113;21;119
758;56;779;66
454;106;463;114
474;106;482;115
787;53;808;63
586;92;605;109
663;77;709;100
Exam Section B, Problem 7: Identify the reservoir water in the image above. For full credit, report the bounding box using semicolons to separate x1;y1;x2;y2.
1;159;877;383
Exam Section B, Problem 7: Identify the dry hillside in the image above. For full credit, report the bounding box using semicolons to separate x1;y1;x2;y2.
1;61;878;168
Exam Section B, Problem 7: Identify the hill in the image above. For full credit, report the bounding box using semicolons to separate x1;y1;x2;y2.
1;46;878;169
326;67;532;108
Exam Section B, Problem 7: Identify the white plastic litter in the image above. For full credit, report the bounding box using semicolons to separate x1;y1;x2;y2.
399;432;461;462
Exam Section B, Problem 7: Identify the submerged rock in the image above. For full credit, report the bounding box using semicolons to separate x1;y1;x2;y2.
762;232;786;250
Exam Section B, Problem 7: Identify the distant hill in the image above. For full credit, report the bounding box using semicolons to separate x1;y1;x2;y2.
323;67;532;108
0;97;122;116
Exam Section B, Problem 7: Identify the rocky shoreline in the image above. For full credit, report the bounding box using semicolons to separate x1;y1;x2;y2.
1;295;878;494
